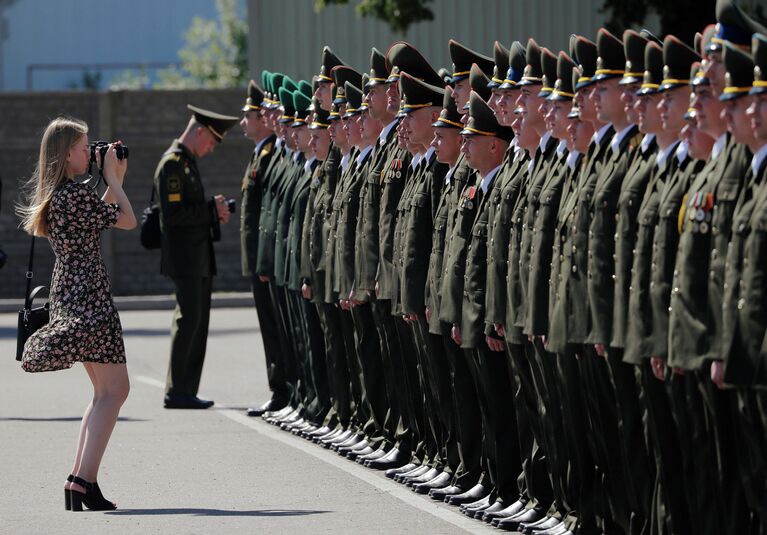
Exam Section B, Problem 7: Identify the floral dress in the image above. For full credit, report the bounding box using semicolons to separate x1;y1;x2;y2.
22;181;125;372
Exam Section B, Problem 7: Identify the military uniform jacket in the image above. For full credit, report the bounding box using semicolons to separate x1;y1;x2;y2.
438;165;480;325
524;146;569;337
353;123;400;301
623;150;686;364
155;140;215;279
391;155;426;314
721;156;767;386
611;136;657;349
483;150;527;341
376;148;412;302
241;134;276;277
333;148;375;300
287;159;320;291
400;152;447;316
586;126;641;345
668;137;750;370
426;159;471;334
547;126;614;353
461;168;500;349
301;146;341;304
256;144;291;277
273;153;305;287
324;149;357;304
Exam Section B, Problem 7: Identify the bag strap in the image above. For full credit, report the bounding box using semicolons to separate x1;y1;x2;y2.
24;235;36;309
149;184;156;204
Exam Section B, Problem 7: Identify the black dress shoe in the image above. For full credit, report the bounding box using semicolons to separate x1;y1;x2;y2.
483;499;526;523
496;507;545;531
446;483;490;505
413;472;451;494
164;394;214;409
246;398;287;417
429;485;463;501
533;523;568;535
385;463;419;478
521;516;560;534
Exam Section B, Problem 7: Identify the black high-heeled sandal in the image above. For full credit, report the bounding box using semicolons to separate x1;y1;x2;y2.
69;476;117;511
65;474;75;510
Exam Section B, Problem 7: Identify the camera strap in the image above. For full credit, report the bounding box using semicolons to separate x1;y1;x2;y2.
24;235;36;309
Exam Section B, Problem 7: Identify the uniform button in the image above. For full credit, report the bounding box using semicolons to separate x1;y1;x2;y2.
668;306;673;312
572;245;577;253
629;285;633;291
572;266;577;273
738;298;745;310
673;269;678;277
612;254;617;261
712;249;718;259
673;287;679;293
612;274;616;280
650;281;655;288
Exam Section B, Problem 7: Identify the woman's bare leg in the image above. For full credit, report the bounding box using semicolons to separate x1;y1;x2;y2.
66;363;98;491
71;363;129;493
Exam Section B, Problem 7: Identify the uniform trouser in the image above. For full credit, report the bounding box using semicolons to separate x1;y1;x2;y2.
395;315;428;462
605;348;653;535
635;363;689;535
284;287;310;408
166;276;212;396
338;308;369;429
526;339;569;518
299;296;330;423
371;299;410;452
444;325;482;488
350;302;388;448
251;276;289;404
269;283;299;402
508;340;554;510
556;347;598;533
474;341;522;505
733;389;767;532
317;303;351;428
577;346;628;535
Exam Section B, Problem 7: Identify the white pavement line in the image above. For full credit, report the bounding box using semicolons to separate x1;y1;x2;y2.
132;375;492;534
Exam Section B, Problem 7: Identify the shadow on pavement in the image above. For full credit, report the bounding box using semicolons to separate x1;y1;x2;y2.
105;508;330;517
0;416;147;422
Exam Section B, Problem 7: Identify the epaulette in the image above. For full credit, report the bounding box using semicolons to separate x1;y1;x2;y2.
627;131;643;151
260;140;274;157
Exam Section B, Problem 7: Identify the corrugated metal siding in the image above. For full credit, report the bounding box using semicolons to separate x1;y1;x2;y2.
248;0;630;83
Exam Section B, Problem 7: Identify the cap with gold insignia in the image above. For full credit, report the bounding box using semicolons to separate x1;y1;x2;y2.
460;91;514;142
331;66;363;105
499;41;526;90
343;82;363;118
242;80;265;111
360;74;372;109
432;88;463;129
309;98;332;129
386;41;444;86
291;91;311;128
620;30;650;85
636;41;664;96
328;101;343;122
548;52;577;101
187;105;239;142
659;35;700;92
365;47;390;88
400;71;445;113
448;39;494;83
266;73;283;109
298;80;313;100
751;33;767;95
538;47;558;97
708;0;767;53
592;28;625;82
518;38;544;87
684;64;701;119
488;41;510;89
720;40;755;101
317;46;347;83
438;67;453;86
261;71;274;108
278;87;296;124
462;63;492;110
282;75;298;94
574;35;598;90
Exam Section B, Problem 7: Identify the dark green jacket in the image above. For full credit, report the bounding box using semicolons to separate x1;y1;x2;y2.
273;152;305;287
256;144;291;277
287;158;319;290
324;149;357;304
240;134;276;277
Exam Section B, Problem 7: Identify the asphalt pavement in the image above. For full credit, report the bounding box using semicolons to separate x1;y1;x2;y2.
0;305;495;534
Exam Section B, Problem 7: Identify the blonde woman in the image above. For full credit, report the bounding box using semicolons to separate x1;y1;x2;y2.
17;116;136;511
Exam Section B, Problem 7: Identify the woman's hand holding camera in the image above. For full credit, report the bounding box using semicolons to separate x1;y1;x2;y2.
213;195;230;224
100;142;128;186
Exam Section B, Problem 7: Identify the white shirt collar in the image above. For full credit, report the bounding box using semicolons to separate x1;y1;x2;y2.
356;144;374;166
656;140;681;172
566;150;581;170
303;156;317;173
340;152;351;173
292;151;302;162
556;139;568;158
275;137;285;149
640;133;656;154
479;164;502;193
675;141;689;164
538;132;552;153
751;144;767;176
444;164;456;185
610;124;635;155
423;146;436;163
379;119;398;146
410;152;423;170
592;123;612;146
712;133;727;160
254;135;270;155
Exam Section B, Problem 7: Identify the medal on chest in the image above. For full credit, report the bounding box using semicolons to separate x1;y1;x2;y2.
462;185;477;210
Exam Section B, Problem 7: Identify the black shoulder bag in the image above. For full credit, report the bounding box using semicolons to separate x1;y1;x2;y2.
16;236;49;361
140;186;161;250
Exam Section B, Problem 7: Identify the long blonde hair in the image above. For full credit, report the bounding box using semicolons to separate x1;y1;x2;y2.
17;116;88;237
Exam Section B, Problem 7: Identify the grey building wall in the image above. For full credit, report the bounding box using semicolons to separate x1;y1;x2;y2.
247;0;643;82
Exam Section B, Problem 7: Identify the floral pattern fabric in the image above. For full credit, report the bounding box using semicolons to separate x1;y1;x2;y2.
22;181;125;372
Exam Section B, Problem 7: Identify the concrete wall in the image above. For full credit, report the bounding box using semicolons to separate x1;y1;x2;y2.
0;89;254;299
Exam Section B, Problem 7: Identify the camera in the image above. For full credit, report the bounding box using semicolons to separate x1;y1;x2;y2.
225;199;236;214
89;141;129;168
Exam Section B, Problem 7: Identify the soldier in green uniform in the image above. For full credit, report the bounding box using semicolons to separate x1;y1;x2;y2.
156;105;239;409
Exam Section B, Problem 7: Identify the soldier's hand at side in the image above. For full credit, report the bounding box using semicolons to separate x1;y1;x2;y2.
486;336;504;352
451;324;462;346
425;307;431;323
258;275;270;283
374;281;379;296
302;283;312;300
494;323;505;337
594;343;606;358
650;356;666;381
710;360;726;389
214;194;230;224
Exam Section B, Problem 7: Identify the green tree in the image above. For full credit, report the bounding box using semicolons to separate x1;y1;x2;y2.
155;0;248;89
315;0;434;34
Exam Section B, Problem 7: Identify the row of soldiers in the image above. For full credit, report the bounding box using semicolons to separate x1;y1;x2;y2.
238;1;767;533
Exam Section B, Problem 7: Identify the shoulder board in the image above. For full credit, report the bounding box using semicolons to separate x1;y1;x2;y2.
260;140;274;157
627;132;643;151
